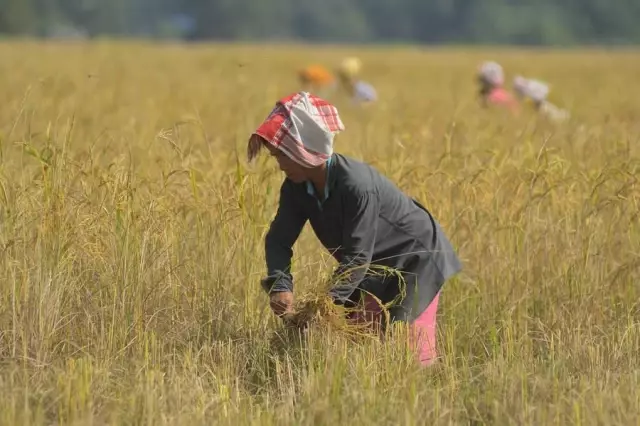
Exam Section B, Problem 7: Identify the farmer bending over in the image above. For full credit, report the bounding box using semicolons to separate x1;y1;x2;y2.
336;57;378;105
513;76;570;122
248;92;462;366
477;61;518;112
298;64;336;99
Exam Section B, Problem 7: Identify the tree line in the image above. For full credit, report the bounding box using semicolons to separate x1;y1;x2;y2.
1;0;640;45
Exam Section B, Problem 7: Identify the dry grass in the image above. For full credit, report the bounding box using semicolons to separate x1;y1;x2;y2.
0;40;638;425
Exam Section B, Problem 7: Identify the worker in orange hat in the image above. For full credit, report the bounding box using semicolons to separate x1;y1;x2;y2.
298;65;337;98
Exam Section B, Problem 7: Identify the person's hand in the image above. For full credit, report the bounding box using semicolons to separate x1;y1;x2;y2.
269;291;294;317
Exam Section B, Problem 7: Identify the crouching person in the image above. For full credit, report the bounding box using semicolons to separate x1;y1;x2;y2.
513;76;570;122
248;92;462;366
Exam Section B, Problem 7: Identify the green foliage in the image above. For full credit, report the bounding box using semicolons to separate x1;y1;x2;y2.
0;0;37;34
1;0;640;45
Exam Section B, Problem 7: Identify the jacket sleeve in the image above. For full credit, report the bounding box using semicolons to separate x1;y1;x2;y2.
328;190;379;306
262;180;308;294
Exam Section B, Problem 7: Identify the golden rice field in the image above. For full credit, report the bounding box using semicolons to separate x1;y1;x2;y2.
0;40;638;425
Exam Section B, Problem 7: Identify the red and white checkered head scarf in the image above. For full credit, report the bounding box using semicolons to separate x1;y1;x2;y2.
248;92;345;168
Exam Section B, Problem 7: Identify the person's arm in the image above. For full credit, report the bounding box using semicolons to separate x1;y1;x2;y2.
328;190;379;306
262;180;308;294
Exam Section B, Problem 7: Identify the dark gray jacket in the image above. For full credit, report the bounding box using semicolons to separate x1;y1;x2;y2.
262;154;462;323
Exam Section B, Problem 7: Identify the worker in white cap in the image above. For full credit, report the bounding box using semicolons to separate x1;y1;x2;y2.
513;76;570;122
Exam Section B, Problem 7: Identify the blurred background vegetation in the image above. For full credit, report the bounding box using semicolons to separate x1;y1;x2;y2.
1;0;640;45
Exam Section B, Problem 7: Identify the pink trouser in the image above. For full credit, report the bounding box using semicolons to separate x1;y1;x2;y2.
348;292;441;366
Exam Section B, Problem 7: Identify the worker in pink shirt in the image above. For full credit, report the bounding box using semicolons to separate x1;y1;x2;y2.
477;61;519;112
